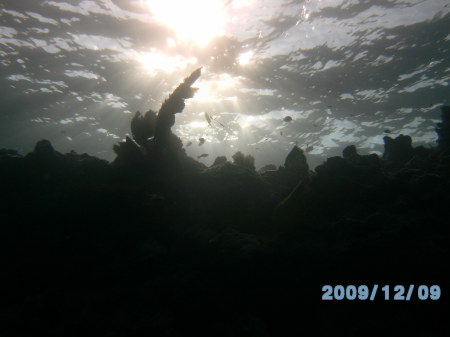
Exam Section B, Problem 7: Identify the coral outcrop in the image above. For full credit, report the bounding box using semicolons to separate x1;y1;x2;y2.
382;134;414;162
113;68;203;177
436;105;450;150
232;151;256;171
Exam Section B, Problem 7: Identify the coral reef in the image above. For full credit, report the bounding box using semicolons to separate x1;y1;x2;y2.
1;76;450;337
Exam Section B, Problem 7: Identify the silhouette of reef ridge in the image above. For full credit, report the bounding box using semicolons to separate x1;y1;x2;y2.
1;73;450;337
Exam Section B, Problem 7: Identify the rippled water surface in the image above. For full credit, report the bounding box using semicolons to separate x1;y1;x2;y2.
1;0;449;167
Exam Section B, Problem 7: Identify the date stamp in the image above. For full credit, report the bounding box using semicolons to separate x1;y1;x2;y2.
322;285;441;301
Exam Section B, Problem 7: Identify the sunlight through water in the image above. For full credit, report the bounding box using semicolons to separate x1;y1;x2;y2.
0;0;449;168
145;0;227;46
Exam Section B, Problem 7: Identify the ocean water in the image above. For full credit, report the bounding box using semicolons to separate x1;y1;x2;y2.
0;0;449;168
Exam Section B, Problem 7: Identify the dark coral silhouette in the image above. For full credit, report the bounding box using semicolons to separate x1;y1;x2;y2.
382;134;414;162
113;68;202;168
232;151;255;171
436;105;450;150
155;67;201;148
130;109;157;147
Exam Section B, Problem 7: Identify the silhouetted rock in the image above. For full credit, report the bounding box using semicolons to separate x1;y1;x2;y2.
342;145;358;159
271;146;310;188
257;164;276;175
342;145;380;168
436;105;450;150
258;146;310;201
315;155;355;178
23;139;66;173
284;146;307;172
212;155;227;166
26;139;57;159
232;151;255;171
382;134;414;162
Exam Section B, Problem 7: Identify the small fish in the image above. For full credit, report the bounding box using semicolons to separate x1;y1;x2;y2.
306;144;313;152
197;153;209;159
60;130;66;134
198;137;205;146
204;112;212;126
283;116;292;122
384;129;391;134
280;131;283;136
313;123;317;127
327;105;332;108
186;141;192;147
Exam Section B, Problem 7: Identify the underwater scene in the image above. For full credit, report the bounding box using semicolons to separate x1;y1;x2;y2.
1;0;450;336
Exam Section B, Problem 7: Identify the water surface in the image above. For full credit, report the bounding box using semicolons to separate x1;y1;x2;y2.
0;0;449;167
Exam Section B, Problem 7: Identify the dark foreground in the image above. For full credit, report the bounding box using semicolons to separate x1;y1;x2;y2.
1;105;450;336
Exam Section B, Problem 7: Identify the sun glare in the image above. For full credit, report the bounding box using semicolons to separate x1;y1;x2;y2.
146;0;227;46
136;50;197;74
238;51;253;66
194;73;242;101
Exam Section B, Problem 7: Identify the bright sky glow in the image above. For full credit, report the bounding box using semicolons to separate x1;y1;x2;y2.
136;50;197;74
238;51;253;66
194;73;242;101
146;0;227;46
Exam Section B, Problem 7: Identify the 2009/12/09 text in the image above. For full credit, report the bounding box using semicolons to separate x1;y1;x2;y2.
322;285;441;301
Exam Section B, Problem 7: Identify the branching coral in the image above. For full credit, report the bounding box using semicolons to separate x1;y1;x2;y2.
113;68;202;164
130;109;157;147
154;67;201;149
